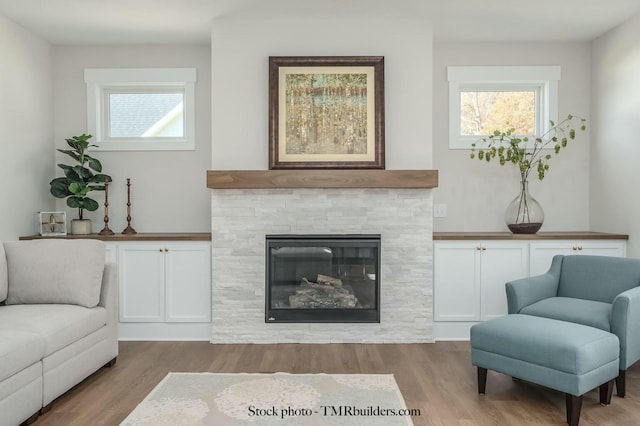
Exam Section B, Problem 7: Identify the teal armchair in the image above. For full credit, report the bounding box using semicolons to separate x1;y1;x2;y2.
506;254;640;397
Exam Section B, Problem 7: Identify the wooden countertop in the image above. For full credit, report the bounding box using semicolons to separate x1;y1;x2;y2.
19;233;211;242
433;231;628;240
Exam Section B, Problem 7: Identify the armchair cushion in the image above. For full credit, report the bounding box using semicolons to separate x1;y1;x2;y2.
519;297;612;332
4;240;105;308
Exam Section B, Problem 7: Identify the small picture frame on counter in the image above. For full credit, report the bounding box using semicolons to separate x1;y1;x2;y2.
37;211;67;236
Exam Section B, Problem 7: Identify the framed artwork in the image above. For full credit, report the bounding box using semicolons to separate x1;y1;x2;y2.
269;56;385;169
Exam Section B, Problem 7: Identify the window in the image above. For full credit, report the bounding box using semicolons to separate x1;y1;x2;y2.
448;66;560;149
84;68;196;151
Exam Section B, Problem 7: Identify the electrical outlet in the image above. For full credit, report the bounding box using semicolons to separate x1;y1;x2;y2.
434;204;448;218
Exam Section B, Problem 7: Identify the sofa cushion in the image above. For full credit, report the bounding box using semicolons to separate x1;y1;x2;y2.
0;243;7;303
558;255;640;303
4;239;105;308
0;329;44;382
0;304;107;356
520;297;612;331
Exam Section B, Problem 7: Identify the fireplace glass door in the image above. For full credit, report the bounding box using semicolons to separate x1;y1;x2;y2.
266;235;381;323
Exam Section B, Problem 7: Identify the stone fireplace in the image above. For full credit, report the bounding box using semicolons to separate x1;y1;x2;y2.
209;171;435;343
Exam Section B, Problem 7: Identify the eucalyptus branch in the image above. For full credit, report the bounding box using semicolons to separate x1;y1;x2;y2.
470;115;586;181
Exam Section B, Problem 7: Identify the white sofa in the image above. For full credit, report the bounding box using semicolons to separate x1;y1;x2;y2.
0;239;118;425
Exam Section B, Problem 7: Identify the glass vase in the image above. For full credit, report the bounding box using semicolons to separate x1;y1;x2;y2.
505;181;544;234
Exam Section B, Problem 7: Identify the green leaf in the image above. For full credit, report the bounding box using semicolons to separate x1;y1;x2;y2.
90;173;111;183
68;181;91;197
83;198;99;212
73;165;93;179
66;196;83;208
87;157;103;172
50;177;72;198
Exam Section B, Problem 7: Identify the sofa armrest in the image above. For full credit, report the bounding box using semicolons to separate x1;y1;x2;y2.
99;263;117;321
99;262;118;357
611;286;640;370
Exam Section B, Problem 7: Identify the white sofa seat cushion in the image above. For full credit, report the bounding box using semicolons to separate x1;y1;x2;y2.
0;329;44;382
0;304;107;356
4;239;105;308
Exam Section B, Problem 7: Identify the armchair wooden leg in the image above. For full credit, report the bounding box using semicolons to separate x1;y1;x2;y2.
616;370;625;397
600;380;614;405
565;394;583;426
477;367;487;394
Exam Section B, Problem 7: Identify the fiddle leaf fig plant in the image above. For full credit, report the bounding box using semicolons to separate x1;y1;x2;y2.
49;134;112;220
470;115;587;182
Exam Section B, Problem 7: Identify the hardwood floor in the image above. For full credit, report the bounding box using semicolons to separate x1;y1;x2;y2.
32;341;640;425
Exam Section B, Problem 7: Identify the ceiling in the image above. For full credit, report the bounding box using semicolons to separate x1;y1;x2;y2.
0;0;638;45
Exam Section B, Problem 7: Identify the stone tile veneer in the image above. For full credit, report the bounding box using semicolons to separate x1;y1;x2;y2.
210;188;433;343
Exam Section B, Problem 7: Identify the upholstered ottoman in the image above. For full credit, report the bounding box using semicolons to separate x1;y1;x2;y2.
470;314;619;426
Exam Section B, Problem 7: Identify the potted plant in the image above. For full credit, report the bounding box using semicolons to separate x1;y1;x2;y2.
470;115;586;234
49;134;112;235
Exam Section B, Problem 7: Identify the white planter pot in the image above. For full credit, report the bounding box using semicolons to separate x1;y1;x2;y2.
70;219;92;235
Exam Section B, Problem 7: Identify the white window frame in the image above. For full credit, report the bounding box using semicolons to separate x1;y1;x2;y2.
84;68;196;151
447;66;560;149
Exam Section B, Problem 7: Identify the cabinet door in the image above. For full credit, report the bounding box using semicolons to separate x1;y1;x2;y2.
164;243;211;322
118;245;165;322
529;242;574;276
480;242;529;320
434;243;481;321
530;240;627;276
578;240;626;257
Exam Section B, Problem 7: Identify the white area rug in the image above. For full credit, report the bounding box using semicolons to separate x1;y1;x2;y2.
121;372;414;425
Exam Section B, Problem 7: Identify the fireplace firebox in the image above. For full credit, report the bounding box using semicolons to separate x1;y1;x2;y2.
265;234;381;323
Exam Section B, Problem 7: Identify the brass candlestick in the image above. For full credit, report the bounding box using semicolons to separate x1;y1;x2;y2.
122;178;137;235
98;180;115;236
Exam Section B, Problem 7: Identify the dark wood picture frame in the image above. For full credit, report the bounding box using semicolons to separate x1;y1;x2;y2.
269;56;385;169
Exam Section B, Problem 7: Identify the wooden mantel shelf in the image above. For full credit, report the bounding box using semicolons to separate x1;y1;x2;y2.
207;169;438;189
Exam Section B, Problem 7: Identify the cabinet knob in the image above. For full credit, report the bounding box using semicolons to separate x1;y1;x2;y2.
476;246;481;251
481;247;487;251
577;246;583;251
159;248;163;252
572;246;578;251
165;248;169;252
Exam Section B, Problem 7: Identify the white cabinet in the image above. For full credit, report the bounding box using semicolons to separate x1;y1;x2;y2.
433;235;627;341
118;242;211;324
529;240;627;276
434;241;529;322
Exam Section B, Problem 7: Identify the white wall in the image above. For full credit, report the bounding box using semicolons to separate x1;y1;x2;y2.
0;14;53;241
211;17;433;170
591;14;640;257
433;42;591;232
53;45;211;232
